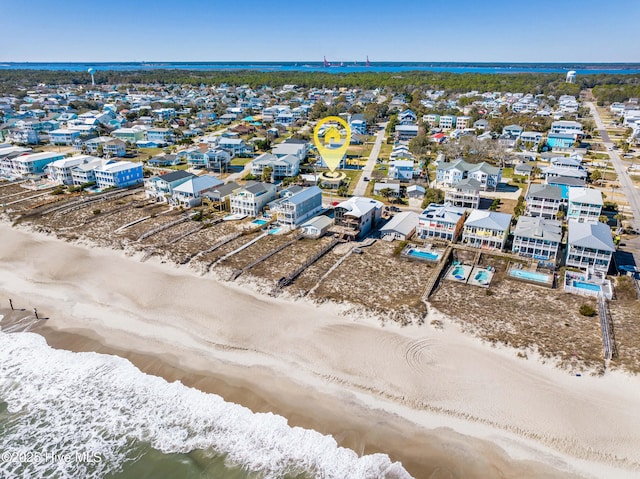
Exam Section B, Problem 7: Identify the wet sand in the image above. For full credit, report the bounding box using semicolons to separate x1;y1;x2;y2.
1;221;640;478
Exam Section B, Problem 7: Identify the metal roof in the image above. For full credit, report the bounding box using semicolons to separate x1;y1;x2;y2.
567;220;615;252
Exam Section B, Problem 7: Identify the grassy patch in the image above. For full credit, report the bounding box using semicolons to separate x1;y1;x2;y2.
230;157;253;166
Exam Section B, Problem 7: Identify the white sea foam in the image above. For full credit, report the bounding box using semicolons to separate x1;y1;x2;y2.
0;331;413;479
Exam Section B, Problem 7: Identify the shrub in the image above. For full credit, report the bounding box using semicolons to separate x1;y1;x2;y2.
579;304;596;317
92;209;101;215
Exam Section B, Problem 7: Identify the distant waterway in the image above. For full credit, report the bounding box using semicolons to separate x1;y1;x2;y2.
1;61;640;74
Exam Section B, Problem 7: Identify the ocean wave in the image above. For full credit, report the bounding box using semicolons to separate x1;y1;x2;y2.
0;331;413;479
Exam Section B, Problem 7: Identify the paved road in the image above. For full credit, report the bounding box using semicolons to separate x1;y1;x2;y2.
588;102;640;231
226;162;253;183
352;126;386;197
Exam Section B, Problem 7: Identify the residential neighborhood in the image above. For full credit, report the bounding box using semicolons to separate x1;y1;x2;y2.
1;74;639;319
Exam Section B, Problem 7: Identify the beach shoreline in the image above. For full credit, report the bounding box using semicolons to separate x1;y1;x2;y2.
1;220;639;478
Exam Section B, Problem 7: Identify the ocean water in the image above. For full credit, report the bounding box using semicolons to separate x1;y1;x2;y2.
0;328;412;479
1;61;640;75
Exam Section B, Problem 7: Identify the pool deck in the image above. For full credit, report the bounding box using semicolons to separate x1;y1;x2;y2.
507;266;555;288
445;264;473;283
400;244;444;262
468;266;494;288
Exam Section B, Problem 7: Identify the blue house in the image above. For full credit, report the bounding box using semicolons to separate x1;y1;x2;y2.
94;161;144;189
547;133;577;148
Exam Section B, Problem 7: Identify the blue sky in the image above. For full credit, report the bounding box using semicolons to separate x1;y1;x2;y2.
4;0;639;62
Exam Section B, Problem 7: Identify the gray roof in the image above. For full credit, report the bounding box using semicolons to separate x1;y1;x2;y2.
465;209;512;231
301;215;333;230
513;216;562;243
455;177;481;192
244;181;273;195
202;181;240;199
543;166;587;179
567;220;615;252
548;176;586;187
527;184;563;201
380;211;419;236
158;170;194;183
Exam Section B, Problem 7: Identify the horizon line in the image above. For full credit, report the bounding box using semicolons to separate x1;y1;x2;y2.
2;60;640;65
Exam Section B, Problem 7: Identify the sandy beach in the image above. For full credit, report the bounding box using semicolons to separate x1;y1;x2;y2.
1;221;640;479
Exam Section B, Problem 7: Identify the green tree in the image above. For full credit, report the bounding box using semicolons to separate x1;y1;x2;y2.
590;169;602;183
261;166;273;183
385;114;398;135
421;188;445;208
379;187;395;201
489;198;501;211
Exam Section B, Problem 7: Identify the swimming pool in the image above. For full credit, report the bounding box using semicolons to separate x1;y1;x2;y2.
252;218;268;226
269;228;281;235
451;265;466;279
509;269;551;283
407;248;440;261
573;281;601;292
474;270;490;283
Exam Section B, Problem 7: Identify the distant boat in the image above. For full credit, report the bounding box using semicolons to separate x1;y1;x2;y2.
323;56;345;68
366;56;371;67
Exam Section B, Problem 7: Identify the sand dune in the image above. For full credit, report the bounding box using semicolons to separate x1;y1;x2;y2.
1;221;639;479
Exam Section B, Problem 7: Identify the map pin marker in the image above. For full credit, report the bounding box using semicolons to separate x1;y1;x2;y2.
313;116;351;173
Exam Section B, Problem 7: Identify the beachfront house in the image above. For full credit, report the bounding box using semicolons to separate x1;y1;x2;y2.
379;211;419;241
71;158;109;186
444;178;481;209
229;181;278;217
333;197;384;240
525;184;563;219
300;215;334;239
567;187;603;223
462;210;512;251
46;155;97;185
145;170;196;202
94;160;144;189
11;151;65;177
201;181;240;211
171;175;224;208
566;220;615;273
416;203;466;241
267;186;323;228
512;216;562;267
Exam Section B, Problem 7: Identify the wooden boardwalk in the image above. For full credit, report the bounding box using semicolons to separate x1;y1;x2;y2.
229;234;302;281
598;294;617;361
421;246;453;300
272;238;341;295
